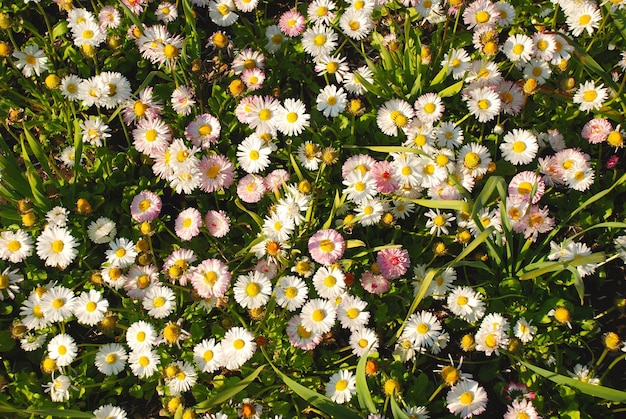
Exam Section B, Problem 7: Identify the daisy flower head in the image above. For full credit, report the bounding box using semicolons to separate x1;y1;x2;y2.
191;258;231;299
276;98;310;136
503;33;534;63
198;154;235;193
142;285;176;319
360;270;390;294
265;25;285;52
498;80;524;115
13;44;48;77
246;95;280;133
301;23;338;58
105;238;137;268
93;405;128;419
165;360;197;395
442;48;471;80
286;314;323;350
308;0;337;25
98;6;121;29
46;206;69;228
447;286;486;323
462;0;500;30
339;7;373;41
238;399;262;419
262;212;295;242
209;0;239;26
0;267;22;301
171;85;196;116
193;338;224;373
36;226;79;270
44;374;71;402
185;113;221;149
563;162;595;192
130;190;162;222
156;2;178;23
126;320;157;352
582;118;612;144
0;229;34;263
500;129;539;166
300;298;337;335
509;171;545;203
60;74;82;101
175;207;202;241
123;86;163;126
237;174;266;203
463;85;501;123
315;54;349;82
279;9;306;37
376;99;415;137
370;160;400;194
568;363;600;385
73;289;108;326
95;343;127;376
402;310;443;348
415;92;445;124
376;247;410;280
312;265;346;299
523;58;552;85
446;379;488;418
344;65;374;95
326;370;357;404
220;326;257;370
80;116;111;147
204;210;231;238
47;333;78;367
565;2;602;37
573;81;608;112
71;20;106;48
233;270;272;309
513;317;537;343
129;348;161;379
308;229;345;265
458;142;492;178
317;84;348;118
503;399;540;419
241;67;265;91
342;170;378;203
425;209;456;236
275;275;309;311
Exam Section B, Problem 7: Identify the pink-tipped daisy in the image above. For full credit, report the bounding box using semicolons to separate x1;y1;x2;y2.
308;229;345;265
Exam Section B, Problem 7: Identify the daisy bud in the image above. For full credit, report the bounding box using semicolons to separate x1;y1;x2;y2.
420;45;432;65
0;13;11;30
191;58;202;72
89;271;104;286
365;359;378;376
460;334;476;351
182;409;196;419
98;312;118;333
433;241;447;257
557;59;568;72
228;79;245;96
41;357;57;374
603;332;622;351
616;297;626;309
508;337;521;353
211;32;229;49
45;74;60;89
0;41;11;57
523;78;539;95
107;35;122;50
553;307;571;325
140;221;154;236
166;396;182;414
348;99;363;115
76;198;92;215
17;199;32;214
298;180;311;194
81;44;97;58
10;322;27;339
383;378;401;397
607;130;624;148
21;212;37;228
456;229;472;244
560;77;576;91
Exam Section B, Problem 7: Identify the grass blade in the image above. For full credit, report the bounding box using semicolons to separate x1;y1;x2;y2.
356;352;377;414
195;364;265;411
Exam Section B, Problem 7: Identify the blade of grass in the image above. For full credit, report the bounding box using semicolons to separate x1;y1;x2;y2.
195;364;265;411
356;352;377;414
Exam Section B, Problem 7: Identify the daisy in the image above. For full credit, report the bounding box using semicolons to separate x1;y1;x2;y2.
523;58;552;85
415;93;445;124
274;275;308;311
234;0;259;12
513;317;537;344
262;212;295;242
360;270;390;294
446;379;488;418
130;190;162;222
45;206;69;228
0;229;34;263
126;320;157;352
307;0;337;25
193;338;224;373
582;118;612;144
278;9;306;37
93;405;128;419
59;74;82;101
36;226;78;269
342;170;378;203
337;295;369;331
509;171;545;203
233;271;272;309
98;71;132;109
175;207;202;241
376;99;414;137
349;327;379;357
300;298;337;334
264;25;284;52
185;114;220;149
129;348;160;378
344;65;374;95
463;85;501;123
402;310;443;348
276;98;310;136
73;289;108;326
166;361;197;395
171;85;196;116
458;143;492;178
495;1;516;26
47;333;78;367
503;399;540;419
308;229;345;265
326;370;356;404
208;0;239;26
122;87;163;126
143;285;176;319
232;48;265;75
72;20;106;48
447;286;485;323
425;209;456;236
564;163;595;191
39;285;75;323
498;80;524;115
95;343;127;376
247;96;280;133
98;6;121;29
474;327;509;356
21;333;46;353
315;54;349;83
0;267;21;301
198;154;235;193
356;198;385;226
237;174;266;203
220;326;257;370
441;48;471;80
204;210;231;238
312;265;346;300
463;0;499;30
523;205;555;241
500;129;538;165
286;315;323;350
301;23;338;58
44;374;71;402
465;59;502;87
339;8;373;40
80;116;110;147
316;84;347;118
390;199;416;220
87;217;117;244
566;3;602;37
156;2;178;23
241;68;265;90
105;238;137;268
573;81;608;112
377;247;410;280
427;266;457;300
13;44;48;77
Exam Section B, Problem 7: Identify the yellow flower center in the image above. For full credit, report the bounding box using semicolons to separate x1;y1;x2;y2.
323;275;336;287
512;44;524;55
198;124;212;136
105;353;117;364
390;110;408;128
134;101;148;117
138;200;151;214
86;301;97;312
477;99;490;110
349;21;360;31
136;331;146;342
51;240;65;253
579;14;591;25
475;11;490;23
284;286;298;299
583;90;598;102
501;91;513;104
52;298;65;309
217;4;230;16
245;282;261;297
57;345;67;355
203;349;214;362
512;141;526;153
25;55;37;65
259;109;271;121
313;34;326;47
82;29;94;40
451;58;461;68
363;206;373;215
358;338;368;348
516;413;530;419
335;379;348;391
423;164;435;175
115;247;127;258
319;239;335;253
441;366;459;385
607;131;624;147
537;39;548;51
139;356;150;367
317;6;328;16
460;391;474;404
0;275;8;289
183;218;192;229
423;103;436;114
464;152;481;170
401;166;412;176
163;44;179;59
457;296;468;306
206;164;220;179
286;112;298;123
532;67;542;77
312;308;326;322
435;154;449;166
233;338;245;350
243;58;256;69
509;208;521;220
164;324;181;343
153;296;166;307
433;215;446;227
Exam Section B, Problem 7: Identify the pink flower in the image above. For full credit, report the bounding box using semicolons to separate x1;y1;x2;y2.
376;247;410;279
308;229;345;265
508;171;545;204
370;160;399;194
606;155;619;169
130;190;162;222
237;174;266;203
279;9;306;37
360;270;390;294
265;169;290;192
581;118;612;144
204;210;231;238
175;207;202;241
198;154;235;193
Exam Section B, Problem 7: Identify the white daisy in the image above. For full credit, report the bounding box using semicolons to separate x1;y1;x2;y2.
276;98;310;136
573;81;608;112
47;333;78;367
95;343;128;376
325;369;356;404
142;285;176;319
312;265;346;300
36;226;79;269
233;271;272;309
193;338;224;373
300;298;337;335
500;129;538;165
349;327;379;357
87;217;117;244
73;289;108;326
129;348;160;378
126;320;157;352
40;285;76;323
0;229;34;263
274;275;309;311
220;326;257;370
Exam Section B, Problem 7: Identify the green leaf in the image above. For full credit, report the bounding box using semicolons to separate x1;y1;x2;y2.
518;360;626;403
389;391;409;419
401;197;469;212
429;65;449;87
343;145;423;154
234;198;264;228
346;239;366;249
195;364;265;411
22;123;56;183
356;353;377;414
51;20;68;40
270;365;362;419
438;80;464;98
518;252;606;280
